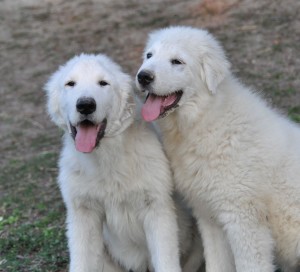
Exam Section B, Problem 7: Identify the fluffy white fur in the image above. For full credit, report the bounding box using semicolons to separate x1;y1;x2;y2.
45;54;203;272
136;26;300;272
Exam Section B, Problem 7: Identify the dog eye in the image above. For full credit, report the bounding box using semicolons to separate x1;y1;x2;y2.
65;81;76;87
146;52;152;59
171;59;183;65
99;80;109;86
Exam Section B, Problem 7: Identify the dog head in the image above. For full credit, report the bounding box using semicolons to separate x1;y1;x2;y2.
136;26;230;122
45;54;134;153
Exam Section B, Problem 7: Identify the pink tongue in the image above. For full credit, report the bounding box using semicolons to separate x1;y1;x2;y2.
142;93;177;122
142;94;163;121
75;125;99;153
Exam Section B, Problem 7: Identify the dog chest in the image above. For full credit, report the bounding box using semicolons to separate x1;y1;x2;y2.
103;195;148;246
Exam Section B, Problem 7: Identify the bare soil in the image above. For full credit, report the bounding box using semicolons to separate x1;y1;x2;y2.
0;0;299;166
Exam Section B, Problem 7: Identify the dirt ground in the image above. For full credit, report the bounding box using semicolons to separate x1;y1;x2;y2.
0;0;299;271
0;0;299;167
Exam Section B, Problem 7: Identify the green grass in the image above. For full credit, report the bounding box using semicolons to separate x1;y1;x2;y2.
288;106;300;123
0;152;68;272
0;214;68;272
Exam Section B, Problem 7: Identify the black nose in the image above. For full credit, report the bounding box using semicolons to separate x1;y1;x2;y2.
137;70;155;87
76;97;96;115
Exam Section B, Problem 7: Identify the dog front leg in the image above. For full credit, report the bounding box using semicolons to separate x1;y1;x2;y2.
144;205;181;272
223;212;275;272
67;206;122;272
198;217;236;272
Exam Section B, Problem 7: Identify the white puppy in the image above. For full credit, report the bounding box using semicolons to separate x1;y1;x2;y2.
45;54;203;272
136;26;300;272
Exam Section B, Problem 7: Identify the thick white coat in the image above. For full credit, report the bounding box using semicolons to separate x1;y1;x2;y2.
45;54;203;272
136;26;300;272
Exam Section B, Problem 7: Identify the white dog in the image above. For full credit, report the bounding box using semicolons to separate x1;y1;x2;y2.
136;26;300;272
45;54;203;272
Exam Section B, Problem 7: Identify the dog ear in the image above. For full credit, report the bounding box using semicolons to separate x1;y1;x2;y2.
106;73;136;137
200;41;230;94
44;69;66;128
116;73;136;122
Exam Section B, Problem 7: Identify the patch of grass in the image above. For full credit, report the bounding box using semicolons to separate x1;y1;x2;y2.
0;152;68;271
272;43;283;52
288;106;300;123
0;215;68;272
272;87;297;98
0;209;21;231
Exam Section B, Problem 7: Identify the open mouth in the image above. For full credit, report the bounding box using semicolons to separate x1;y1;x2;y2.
70;119;107;153
142;90;183;121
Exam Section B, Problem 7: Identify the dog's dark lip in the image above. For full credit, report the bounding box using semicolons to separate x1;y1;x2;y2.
70;119;107;146
70;123;77;140
144;91;150;102
145;90;183;117
96;118;107;146
163;90;183;111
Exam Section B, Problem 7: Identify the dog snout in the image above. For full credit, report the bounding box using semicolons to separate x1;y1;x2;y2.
137;70;155;87
76;97;96;115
